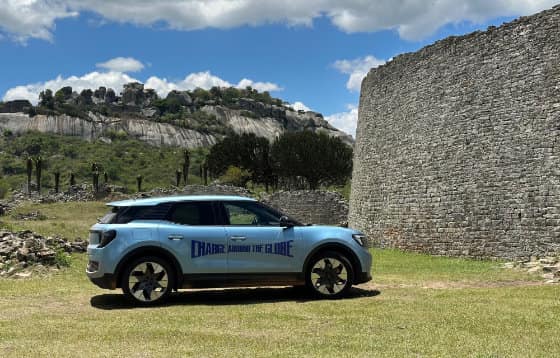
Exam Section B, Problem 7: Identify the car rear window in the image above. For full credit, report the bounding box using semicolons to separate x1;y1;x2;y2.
168;202;215;225
100;204;173;224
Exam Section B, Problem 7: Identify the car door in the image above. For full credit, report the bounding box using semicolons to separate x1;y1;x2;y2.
158;201;228;274
221;201;301;273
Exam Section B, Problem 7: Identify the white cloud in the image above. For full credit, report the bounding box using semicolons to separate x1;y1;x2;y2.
96;57;144;72
2;1;558;42
3;68;282;103
0;0;77;42
333;55;386;92
325;104;358;137
237;78;282;93
145;71;282;97
3;71;139;104
290;101;311;112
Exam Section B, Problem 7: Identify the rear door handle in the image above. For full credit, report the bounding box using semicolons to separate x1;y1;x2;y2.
230;236;247;242
168;234;184;240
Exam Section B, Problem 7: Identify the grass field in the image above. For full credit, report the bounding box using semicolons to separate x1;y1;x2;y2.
0;201;559;357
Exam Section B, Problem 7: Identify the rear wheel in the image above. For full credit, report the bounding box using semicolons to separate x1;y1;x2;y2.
121;256;174;306
306;251;354;299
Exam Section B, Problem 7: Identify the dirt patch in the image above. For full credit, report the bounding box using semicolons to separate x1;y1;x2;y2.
361;280;548;290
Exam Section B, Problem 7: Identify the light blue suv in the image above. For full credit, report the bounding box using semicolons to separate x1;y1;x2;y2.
86;195;372;305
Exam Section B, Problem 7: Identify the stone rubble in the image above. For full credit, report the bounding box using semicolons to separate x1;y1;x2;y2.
0;230;87;278
11;211;47;221
502;256;560;284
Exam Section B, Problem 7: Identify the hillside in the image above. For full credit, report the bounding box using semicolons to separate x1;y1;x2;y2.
0;132;208;194
0;84;352;148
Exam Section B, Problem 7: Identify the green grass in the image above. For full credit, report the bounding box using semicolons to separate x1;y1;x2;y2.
0;201;107;240
0;202;559;357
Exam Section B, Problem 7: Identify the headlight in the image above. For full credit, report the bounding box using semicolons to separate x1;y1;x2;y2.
352;234;366;246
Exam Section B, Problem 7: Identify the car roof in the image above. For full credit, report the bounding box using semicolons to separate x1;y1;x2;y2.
107;195;256;207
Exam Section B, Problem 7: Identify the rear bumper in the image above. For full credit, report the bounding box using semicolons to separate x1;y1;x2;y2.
89;273;117;290
355;271;372;284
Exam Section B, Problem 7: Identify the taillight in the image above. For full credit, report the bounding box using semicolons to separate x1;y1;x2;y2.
98;230;117;248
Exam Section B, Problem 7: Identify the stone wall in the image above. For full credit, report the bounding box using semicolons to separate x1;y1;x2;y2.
349;6;560;259
261;191;348;225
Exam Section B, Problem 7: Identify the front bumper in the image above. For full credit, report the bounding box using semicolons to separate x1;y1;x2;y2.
89;273;117;290
355;271;372;284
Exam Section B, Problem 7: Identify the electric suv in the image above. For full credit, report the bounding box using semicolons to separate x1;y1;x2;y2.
86;195;372;305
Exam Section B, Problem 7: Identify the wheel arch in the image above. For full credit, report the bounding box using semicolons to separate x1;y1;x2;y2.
302;242;362;278
115;246;183;290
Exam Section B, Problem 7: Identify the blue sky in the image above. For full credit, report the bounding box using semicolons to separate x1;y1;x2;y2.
1;1;557;136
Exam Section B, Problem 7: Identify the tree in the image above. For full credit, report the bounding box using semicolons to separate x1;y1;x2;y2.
26;157;33;194
54;86;72;105
182;149;190;185
35;156;43;193
206;133;273;188
39;89;54;109
270;131;353;190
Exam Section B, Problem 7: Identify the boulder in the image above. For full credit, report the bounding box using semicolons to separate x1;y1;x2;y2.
166;90;193;106
0;100;33;113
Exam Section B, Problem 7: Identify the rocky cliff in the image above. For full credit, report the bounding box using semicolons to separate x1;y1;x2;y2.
0;83;353;148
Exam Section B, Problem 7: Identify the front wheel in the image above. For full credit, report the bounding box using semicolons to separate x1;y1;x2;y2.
121;256;174;306
306;251;354;299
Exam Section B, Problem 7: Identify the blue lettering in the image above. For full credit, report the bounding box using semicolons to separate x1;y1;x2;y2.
191;240;225;258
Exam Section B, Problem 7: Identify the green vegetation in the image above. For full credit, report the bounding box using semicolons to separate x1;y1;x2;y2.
271;131;353;190
1;201;107;239
207;133;274;189
0;201;557;357
219;166;252;187
0;132;209;193
207;131;352;191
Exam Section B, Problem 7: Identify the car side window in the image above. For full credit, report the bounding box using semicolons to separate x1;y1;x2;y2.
169;202;215;225
224;202;281;226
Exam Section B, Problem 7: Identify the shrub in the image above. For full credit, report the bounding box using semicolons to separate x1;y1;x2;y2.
219;166;251;187
54;249;72;267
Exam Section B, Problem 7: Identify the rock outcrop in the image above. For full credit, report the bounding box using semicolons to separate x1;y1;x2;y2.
0;84;353;148
0;112;217;149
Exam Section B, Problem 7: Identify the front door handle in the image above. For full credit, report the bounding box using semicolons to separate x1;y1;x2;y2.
168;234;184;240
230;236;247;242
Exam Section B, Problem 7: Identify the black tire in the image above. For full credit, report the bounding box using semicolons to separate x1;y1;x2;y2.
305;251;354;299
121;256;174;306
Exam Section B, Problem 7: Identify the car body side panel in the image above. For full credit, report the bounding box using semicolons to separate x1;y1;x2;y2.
157;222;228;274
87;222;162;278
224;226;304;273
292;226;372;274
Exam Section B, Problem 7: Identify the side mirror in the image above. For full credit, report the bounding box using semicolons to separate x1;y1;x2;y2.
279;215;294;228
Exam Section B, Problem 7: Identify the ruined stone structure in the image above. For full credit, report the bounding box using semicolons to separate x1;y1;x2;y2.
349;6;560;259
262;191;348;225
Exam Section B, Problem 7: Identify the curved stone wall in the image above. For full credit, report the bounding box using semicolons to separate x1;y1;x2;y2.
349;6;560;259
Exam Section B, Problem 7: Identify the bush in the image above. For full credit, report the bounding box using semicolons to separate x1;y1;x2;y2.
54;249;72;267
219;166;251;187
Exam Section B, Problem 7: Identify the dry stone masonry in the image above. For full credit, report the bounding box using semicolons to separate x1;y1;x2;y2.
261;190;348;225
349;6;560;259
